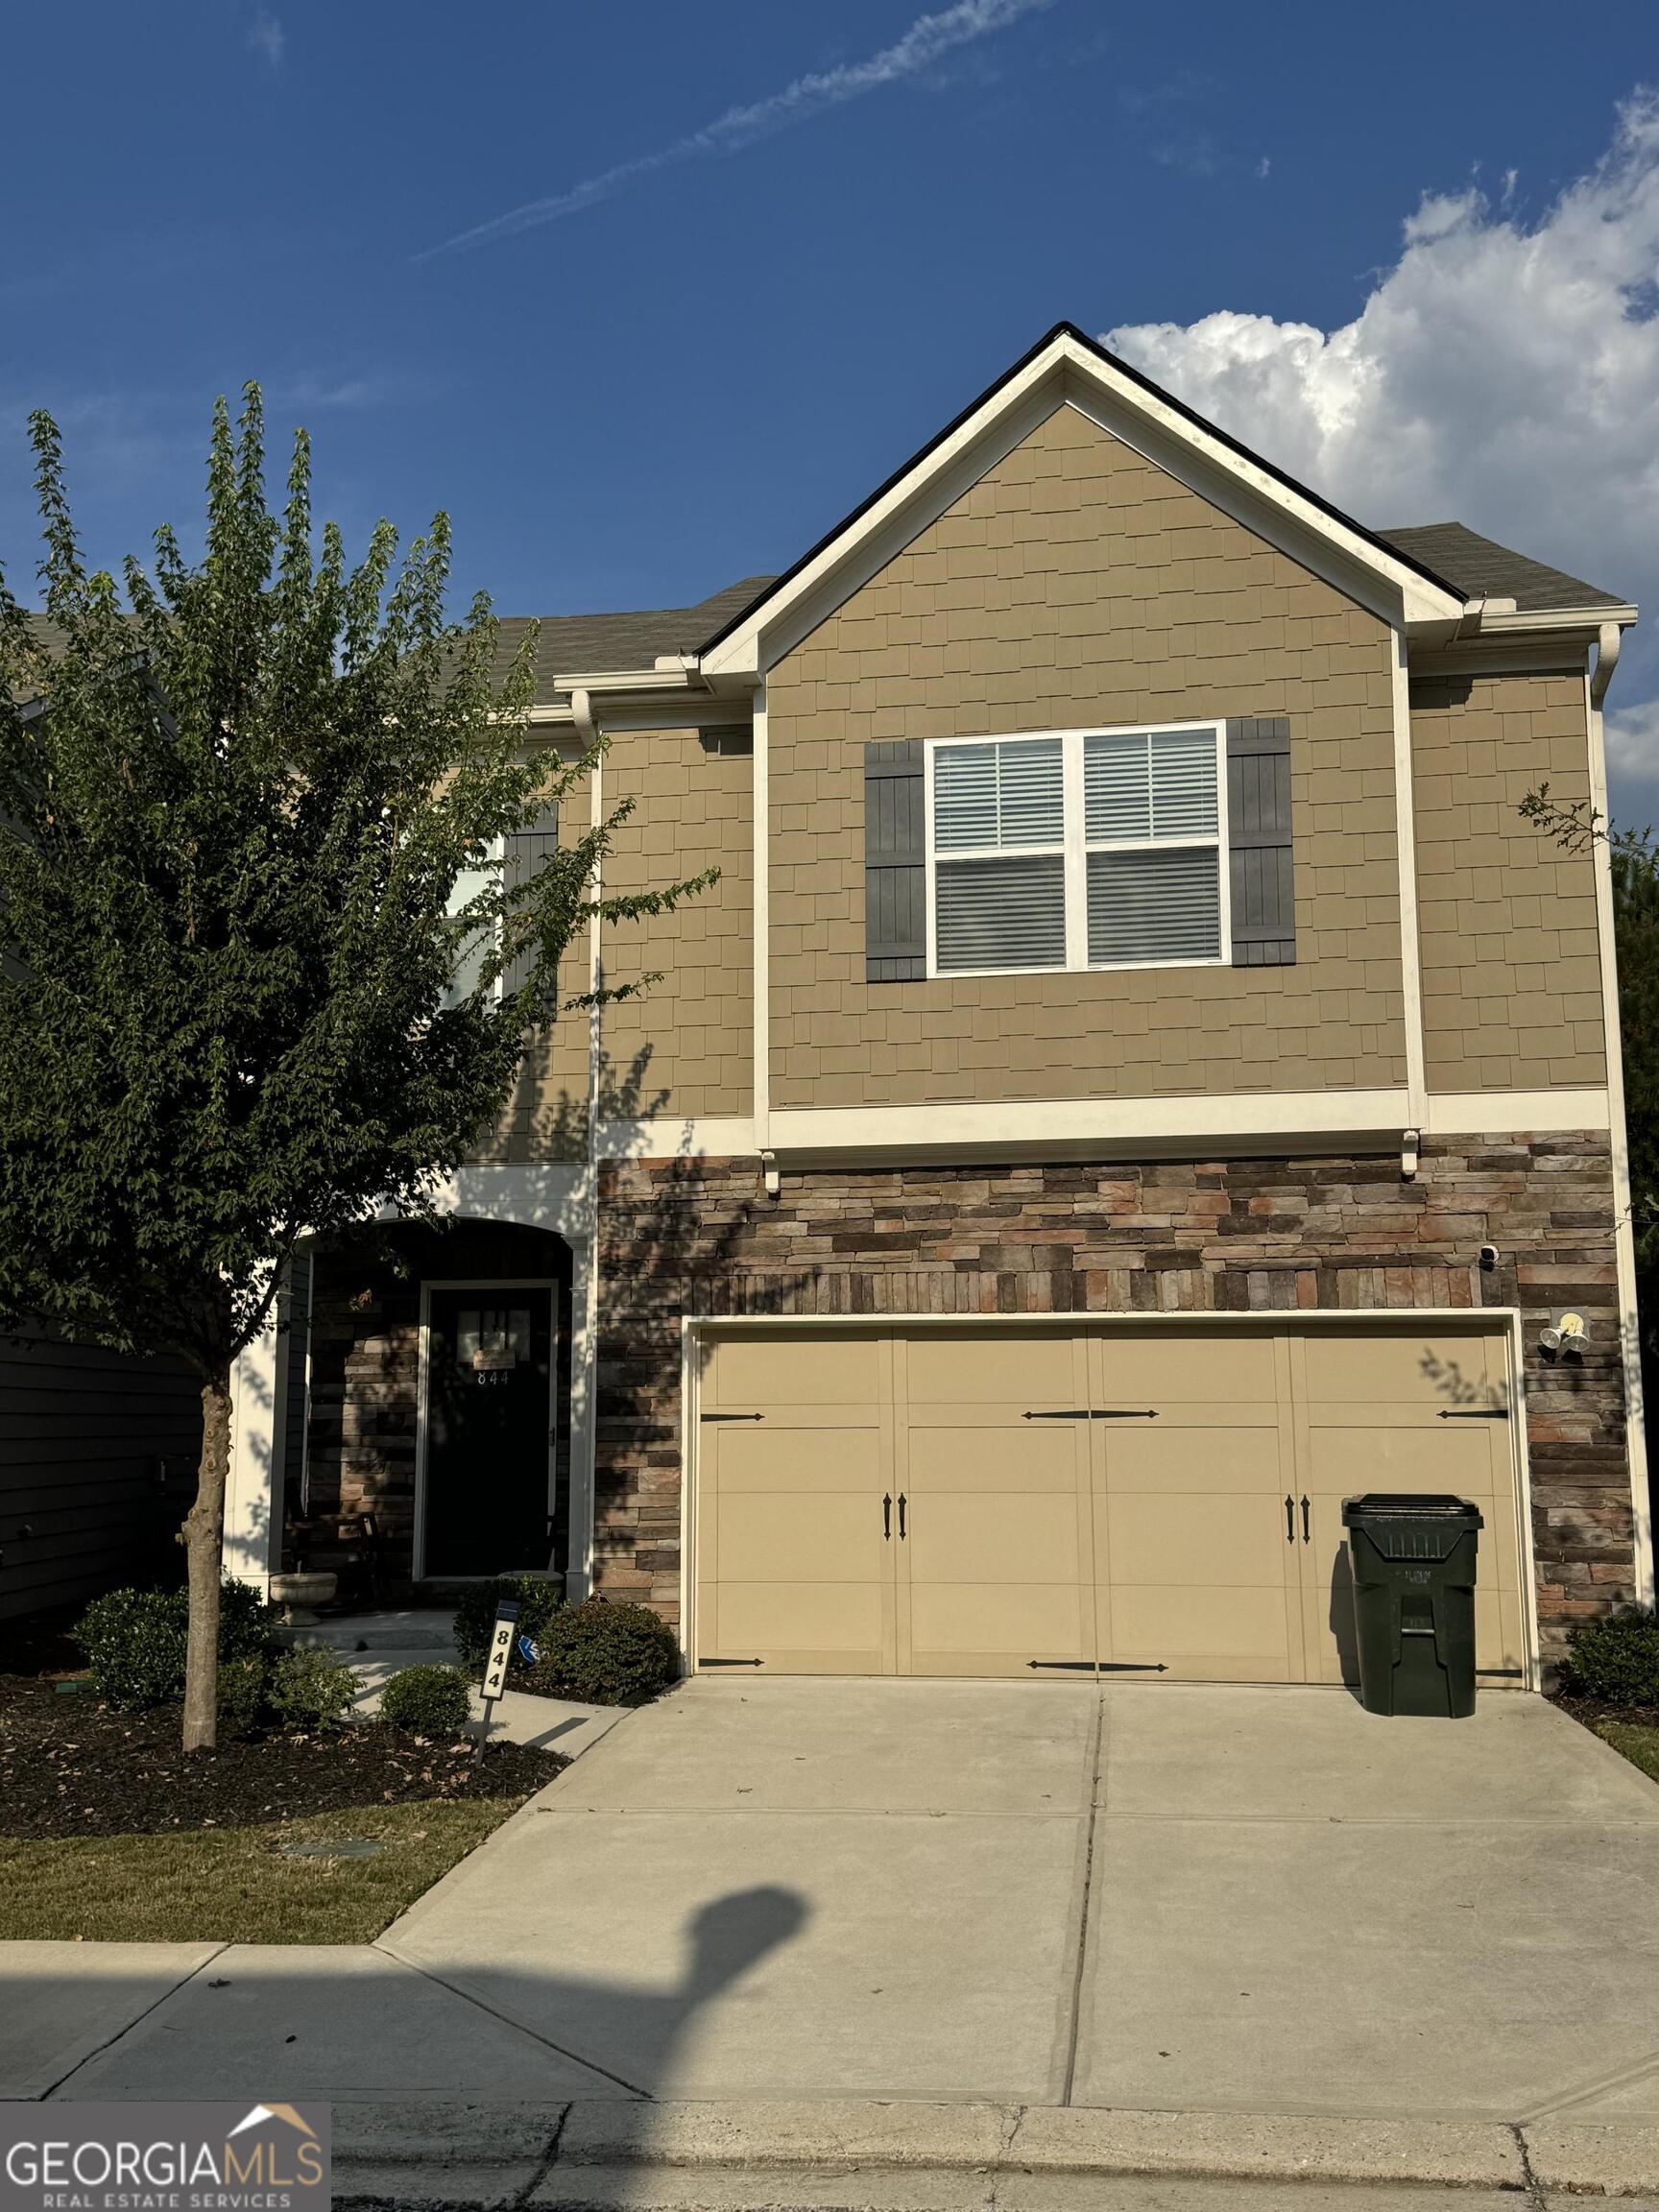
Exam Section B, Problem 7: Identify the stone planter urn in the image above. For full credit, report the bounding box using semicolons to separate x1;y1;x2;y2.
268;1571;338;1624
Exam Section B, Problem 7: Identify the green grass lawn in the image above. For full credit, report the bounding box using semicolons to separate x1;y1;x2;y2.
1588;1717;1659;1787
0;1798;519;1944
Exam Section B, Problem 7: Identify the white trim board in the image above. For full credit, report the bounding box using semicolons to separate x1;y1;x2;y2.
588;1088;1611;1165
678;1306;1540;1693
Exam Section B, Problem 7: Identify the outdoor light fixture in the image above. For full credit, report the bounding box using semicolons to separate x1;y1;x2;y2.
1539;1310;1589;1358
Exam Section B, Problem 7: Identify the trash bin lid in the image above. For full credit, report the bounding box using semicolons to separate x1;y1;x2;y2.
1342;1492;1483;1526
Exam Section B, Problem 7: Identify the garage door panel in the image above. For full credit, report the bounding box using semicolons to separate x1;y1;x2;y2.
1105;1425;1286;1496
1094;1331;1280;1405
712;1426;883;1493
712;1493;885;1583
903;1330;1081;1404
715;1581;889;1657
1108;1582;1300;1666
706;1333;881;1408
910;1492;1085;1583
1307;1422;1503;1497
1299;1329;1508;1413
910;1581;1093;1666
904;1426;1087;1493
1103;1492;1290;1588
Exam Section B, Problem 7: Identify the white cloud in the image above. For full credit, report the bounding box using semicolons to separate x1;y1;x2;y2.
419;0;1053;259
246;9;284;70
1103;93;1659;819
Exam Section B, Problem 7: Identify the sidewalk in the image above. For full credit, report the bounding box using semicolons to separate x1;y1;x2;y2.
263;2096;1659;2203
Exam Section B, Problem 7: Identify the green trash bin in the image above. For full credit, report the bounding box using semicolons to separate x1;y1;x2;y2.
1341;1494;1483;1719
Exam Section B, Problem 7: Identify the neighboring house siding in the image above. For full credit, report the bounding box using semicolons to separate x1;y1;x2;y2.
1410;671;1607;1094
764;401;1406;1111
482;765;596;1166
0;1335;200;1623
601;727;754;1122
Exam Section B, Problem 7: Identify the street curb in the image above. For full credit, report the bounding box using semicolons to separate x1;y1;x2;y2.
330;2098;1639;2197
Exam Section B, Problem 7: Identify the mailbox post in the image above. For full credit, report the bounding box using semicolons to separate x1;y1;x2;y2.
476;1598;519;1763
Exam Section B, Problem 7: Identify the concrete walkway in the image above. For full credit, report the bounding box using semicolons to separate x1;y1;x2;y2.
9;1677;1659;2146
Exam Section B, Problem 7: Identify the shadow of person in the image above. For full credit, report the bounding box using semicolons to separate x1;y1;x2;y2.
680;1887;810;2011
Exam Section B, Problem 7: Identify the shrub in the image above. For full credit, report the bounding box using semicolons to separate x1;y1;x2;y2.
266;1646;357;1730
216;1655;269;1739
451;1575;566;1672
523;1599;680;1707
378;1663;473;1739
74;1579;275;1711
1564;1607;1659;1705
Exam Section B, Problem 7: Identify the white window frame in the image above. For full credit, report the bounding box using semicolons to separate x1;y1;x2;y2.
442;833;506;1009
924;720;1231;979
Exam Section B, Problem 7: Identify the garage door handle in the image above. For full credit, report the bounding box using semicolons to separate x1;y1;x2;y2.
1301;1494;1310;1543
1285;1494;1295;1543
882;1493;892;1540
898;1492;907;1539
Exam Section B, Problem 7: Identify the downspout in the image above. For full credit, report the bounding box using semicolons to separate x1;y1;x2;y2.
573;685;602;1602
1584;625;1652;1603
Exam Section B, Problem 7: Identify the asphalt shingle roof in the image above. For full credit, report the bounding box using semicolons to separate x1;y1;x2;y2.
493;575;777;704
1373;523;1625;615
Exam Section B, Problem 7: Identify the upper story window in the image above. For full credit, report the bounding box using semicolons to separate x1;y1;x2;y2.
926;722;1227;976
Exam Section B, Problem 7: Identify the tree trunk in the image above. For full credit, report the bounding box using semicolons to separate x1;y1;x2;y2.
181;1367;232;1753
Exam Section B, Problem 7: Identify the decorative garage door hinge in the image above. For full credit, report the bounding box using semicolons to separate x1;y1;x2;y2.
701;1656;765;1667
1027;1659;1170;1672
1437;1407;1510;1419
702;1411;765;1422
1022;1407;1159;1420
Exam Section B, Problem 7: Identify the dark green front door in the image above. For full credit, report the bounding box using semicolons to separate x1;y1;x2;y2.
422;1286;554;1577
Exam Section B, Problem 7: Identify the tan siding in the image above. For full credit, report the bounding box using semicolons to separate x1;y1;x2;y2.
765;401;1407;1109
601;727;754;1121
1412;670;1606;1094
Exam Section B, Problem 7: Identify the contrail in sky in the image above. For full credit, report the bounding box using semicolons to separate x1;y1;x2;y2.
417;0;1054;259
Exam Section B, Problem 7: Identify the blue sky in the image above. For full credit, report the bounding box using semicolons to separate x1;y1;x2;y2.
5;2;1659;808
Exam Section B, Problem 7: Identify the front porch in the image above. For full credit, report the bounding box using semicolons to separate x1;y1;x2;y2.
222;1168;593;1605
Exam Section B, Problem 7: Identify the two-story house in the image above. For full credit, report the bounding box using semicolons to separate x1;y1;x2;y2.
225;323;1649;1688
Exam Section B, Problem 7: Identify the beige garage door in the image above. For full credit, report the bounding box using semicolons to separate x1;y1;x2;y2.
692;1322;1527;1684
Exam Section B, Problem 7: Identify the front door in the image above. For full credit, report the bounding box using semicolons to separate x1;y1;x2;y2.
422;1285;554;1577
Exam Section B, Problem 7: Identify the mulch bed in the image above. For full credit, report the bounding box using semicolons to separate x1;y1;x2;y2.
1551;1692;1659;1732
0;1676;565;1841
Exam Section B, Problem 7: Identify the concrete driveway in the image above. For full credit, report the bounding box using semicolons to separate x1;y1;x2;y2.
381;1675;1659;2118
40;1677;1659;2119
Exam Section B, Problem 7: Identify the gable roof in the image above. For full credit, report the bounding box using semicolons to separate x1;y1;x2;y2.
1372;522;1623;615
695;322;1475;671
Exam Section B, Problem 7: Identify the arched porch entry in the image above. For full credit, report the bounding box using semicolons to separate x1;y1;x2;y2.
225;1164;592;1603
296;1218;576;1593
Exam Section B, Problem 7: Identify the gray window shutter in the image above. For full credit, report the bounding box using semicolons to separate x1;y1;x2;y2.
504;802;560;998
1226;716;1294;967
865;740;926;981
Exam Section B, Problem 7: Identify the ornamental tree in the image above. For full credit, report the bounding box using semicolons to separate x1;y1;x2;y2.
0;388;708;1749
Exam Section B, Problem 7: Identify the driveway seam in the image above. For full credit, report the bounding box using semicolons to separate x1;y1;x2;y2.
1058;1693;1106;2107
41;1943;228;2101
373;1945;653;2101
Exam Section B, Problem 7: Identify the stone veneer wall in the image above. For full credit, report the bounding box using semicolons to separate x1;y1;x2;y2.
591;1137;1633;1655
